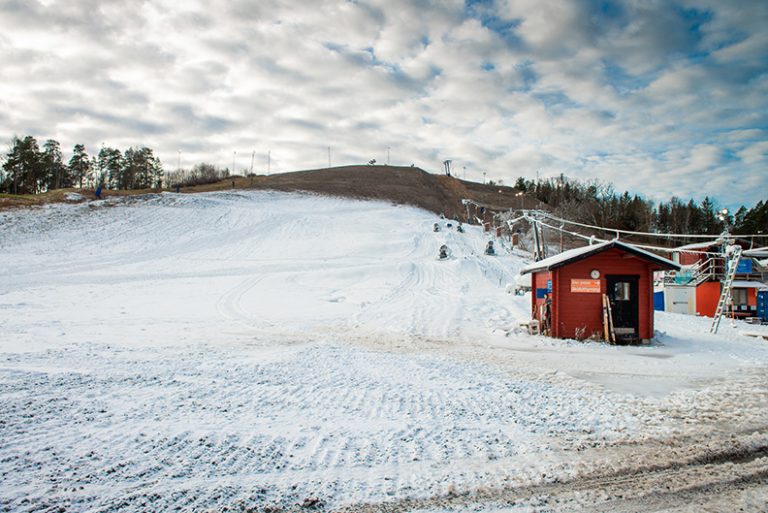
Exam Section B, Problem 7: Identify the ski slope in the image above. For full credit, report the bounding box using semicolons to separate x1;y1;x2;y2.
1;191;767;512
0;191;527;350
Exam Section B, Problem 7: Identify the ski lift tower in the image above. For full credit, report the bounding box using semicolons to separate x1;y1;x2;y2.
711;209;739;334
443;160;452;177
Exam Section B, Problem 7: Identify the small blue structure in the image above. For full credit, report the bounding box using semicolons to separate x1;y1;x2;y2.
758;290;768;321
736;259;753;274
653;290;665;311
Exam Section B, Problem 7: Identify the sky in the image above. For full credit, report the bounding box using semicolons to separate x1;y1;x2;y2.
0;0;766;208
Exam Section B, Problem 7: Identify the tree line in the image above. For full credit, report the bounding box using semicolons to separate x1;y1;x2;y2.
2;135;764;238
164;163;231;188
513;175;767;237
1;135;164;194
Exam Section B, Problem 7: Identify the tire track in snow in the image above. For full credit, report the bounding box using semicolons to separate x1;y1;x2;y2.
333;433;768;513
0;342;646;513
215;274;273;330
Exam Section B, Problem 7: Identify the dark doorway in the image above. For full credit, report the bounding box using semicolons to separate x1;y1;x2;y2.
606;275;639;341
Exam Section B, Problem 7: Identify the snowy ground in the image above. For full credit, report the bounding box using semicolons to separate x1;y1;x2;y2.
1;191;767;512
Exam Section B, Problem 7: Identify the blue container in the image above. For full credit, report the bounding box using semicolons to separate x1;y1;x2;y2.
736;259;753;274
758;290;768;321
653;291;665;311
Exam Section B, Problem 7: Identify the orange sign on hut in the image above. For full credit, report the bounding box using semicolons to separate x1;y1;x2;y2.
570;279;601;293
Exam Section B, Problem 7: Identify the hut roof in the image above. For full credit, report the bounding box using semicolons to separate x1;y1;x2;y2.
521;240;680;275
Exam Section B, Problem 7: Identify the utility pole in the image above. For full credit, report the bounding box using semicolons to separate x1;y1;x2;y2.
387;146;390;165
250;150;255;174
328;146;331;168
532;219;541;261
232;151;236;174
267;150;271;175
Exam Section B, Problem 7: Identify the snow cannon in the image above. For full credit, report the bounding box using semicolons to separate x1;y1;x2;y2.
438;245;450;260
433;223;441;232
485;240;495;255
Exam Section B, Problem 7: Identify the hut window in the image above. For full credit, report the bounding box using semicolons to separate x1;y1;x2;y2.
732;288;748;306
614;282;631;301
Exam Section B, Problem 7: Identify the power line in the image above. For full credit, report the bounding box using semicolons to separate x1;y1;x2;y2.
542;212;768;239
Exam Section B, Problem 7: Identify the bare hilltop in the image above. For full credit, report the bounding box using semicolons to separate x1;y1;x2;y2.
1;165;534;220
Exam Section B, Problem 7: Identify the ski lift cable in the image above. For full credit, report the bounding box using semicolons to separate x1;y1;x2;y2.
534;219;608;244
534;218;724;255
541;212;768;239
507;211;722;256
536;218;679;254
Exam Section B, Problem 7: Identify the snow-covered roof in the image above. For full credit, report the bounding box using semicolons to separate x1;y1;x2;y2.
743;247;768;258
520;240;680;275
731;280;768;290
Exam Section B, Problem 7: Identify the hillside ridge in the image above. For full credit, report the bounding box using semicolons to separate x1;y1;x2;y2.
0;165;535;221
250;165;529;220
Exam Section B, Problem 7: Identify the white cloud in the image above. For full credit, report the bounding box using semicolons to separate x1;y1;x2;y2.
738;141;768;165
0;0;765;208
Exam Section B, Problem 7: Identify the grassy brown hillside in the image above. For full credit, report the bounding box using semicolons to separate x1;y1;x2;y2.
1;165;539;221
245;165;536;220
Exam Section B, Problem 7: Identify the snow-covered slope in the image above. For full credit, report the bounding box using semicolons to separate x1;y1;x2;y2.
1;191;767;512
0;191;527;350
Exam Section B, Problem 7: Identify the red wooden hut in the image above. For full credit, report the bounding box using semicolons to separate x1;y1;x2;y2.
520;241;679;343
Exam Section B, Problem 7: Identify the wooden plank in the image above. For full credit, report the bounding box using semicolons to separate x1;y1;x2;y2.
606;298;617;344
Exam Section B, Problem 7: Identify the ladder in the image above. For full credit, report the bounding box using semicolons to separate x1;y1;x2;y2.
710;246;742;334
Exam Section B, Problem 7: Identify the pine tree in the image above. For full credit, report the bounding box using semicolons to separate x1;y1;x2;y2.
68;144;91;188
98;146;123;189
699;196;717;234
686;199;703;234
1;136;44;194
735;201;768;234
123;147;139;189
42;139;69;190
733;206;747;230
656;203;671;233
